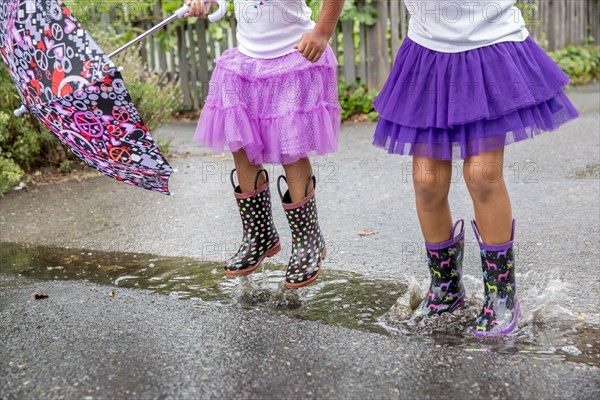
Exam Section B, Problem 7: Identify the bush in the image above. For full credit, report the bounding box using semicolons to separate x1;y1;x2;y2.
338;79;379;122
548;45;600;86
0;156;24;194
0;70;61;183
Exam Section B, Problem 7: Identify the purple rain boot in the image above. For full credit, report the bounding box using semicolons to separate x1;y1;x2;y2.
413;220;466;319
278;175;326;289
224;169;281;277
472;219;521;337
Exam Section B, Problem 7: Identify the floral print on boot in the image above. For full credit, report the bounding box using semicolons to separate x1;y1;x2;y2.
472;219;521;337
414;220;466;319
278;175;326;289
225;169;281;277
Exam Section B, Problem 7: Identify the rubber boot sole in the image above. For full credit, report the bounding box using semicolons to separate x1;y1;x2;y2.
472;300;521;337
224;242;281;277
284;246;327;289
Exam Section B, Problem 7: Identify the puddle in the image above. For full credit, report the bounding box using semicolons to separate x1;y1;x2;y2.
0;242;598;365
0;242;401;335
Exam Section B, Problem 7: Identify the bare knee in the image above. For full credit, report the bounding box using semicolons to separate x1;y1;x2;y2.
413;176;449;210
464;162;505;203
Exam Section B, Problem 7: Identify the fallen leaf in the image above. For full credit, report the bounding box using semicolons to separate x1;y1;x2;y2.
62;255;80;264
357;229;379;237
98;264;126;271
213;154;233;161
31;290;48;299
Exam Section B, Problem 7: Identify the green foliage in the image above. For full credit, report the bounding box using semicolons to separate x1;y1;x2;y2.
156;137;173;155
0;156;24;196
0;69;58;192
549;45;600;85
338;0;379;25
338;79;379;122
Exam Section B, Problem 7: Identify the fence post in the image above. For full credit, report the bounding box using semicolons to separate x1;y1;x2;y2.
366;0;390;90
390;0;400;57
187;21;200;109
399;0;407;39
196;19;210;106
155;2;168;73
342;20;356;83
177;25;191;108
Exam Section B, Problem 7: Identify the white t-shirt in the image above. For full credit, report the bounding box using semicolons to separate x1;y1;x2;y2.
405;0;529;53
234;0;316;59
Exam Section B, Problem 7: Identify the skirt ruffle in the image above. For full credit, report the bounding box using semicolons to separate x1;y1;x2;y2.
372;37;579;160
195;47;341;165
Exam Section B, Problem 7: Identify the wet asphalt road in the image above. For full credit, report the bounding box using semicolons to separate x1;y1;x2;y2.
1;274;599;399
1;84;599;398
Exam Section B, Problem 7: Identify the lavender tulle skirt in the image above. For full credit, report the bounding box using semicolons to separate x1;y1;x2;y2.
195;46;341;165
373;37;579;160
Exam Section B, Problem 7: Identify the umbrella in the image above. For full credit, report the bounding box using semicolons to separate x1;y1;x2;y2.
0;0;227;195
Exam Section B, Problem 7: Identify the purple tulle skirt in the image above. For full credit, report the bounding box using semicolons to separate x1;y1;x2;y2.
194;46;341;165
373;37;579;160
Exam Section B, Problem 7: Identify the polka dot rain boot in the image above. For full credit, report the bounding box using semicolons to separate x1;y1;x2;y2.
413;220;466;319
224;169;281;277
472;219;521;337
277;175;326;289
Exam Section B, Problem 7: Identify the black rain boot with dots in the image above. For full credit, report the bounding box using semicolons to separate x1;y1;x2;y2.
278;175;326;289
413;220;466;319
224;169;281;277
472;219;521;337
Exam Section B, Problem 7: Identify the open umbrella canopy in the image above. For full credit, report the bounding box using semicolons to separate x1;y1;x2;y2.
0;0;173;194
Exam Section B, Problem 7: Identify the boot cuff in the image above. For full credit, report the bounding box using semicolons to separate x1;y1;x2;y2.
471;219;516;251
426;220;465;250
282;189;315;210
234;181;270;200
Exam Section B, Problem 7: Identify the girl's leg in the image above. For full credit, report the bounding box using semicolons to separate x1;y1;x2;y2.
463;147;512;244
283;157;314;202
232;149;266;192
413;156;453;243
412;156;466;319
280;157;324;288
466;148;519;337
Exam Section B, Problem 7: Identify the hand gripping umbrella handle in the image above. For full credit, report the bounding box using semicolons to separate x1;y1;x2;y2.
107;1;229;59
176;1;229;23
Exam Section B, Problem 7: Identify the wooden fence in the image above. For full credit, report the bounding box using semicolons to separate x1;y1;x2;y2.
122;0;599;109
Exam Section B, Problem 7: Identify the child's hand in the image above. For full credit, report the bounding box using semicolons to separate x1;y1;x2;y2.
295;30;330;63
183;0;214;19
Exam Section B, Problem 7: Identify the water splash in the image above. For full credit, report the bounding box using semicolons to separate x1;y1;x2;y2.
380;272;599;364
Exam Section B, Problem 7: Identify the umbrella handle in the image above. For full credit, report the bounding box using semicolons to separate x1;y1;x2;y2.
175;1;229;23
14;105;28;117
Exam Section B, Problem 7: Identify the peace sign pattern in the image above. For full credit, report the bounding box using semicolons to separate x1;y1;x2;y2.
0;0;114;107
29;71;173;194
